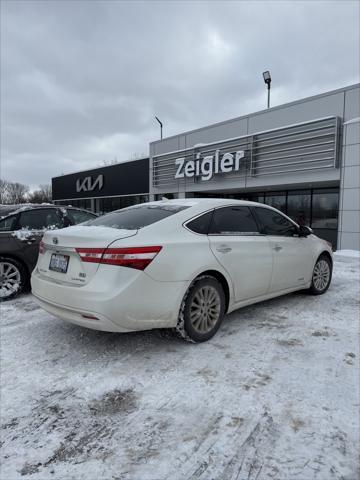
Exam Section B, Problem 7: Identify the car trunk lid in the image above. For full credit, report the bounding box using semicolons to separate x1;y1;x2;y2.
36;225;137;286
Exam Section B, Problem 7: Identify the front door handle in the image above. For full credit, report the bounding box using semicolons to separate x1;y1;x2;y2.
216;246;232;254
273;245;282;252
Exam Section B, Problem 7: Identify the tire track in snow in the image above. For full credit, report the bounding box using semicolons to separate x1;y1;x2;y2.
170;411;278;480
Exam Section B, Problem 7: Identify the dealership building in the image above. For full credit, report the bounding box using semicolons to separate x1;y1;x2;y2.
53;83;360;250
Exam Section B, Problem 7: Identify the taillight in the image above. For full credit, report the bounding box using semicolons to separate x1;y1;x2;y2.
39;241;45;254
76;248;105;263
76;246;162;270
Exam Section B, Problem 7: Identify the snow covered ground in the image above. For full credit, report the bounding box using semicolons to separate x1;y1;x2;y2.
1;252;359;480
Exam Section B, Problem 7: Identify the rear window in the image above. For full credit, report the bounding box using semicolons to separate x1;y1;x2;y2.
186;211;214;234
85;204;190;230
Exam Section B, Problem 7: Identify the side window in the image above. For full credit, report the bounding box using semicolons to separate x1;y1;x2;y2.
0;215;17;232
18;209;62;230
186;211;213;234
254;207;297;236
209;207;259;235
66;209;95;225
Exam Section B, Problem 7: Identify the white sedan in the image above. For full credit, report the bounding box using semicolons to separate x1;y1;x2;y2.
31;199;333;342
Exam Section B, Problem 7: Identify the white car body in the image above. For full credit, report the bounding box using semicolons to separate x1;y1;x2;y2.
31;199;332;335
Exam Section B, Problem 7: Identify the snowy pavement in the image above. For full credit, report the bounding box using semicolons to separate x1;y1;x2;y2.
1;252;359;480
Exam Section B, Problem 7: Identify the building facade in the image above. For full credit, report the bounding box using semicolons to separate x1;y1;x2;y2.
150;84;360;250
52;158;149;214
52;84;360;250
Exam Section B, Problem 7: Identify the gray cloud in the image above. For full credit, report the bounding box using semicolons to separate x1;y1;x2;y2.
1;0;359;188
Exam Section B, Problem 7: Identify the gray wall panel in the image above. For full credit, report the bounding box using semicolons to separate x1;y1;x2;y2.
179;135;186;150
338;116;360;250
339;232;360;250
344;86;360;121
245;169;340;190
340;188;360;211
184;118;248;149
343;165;360;189
248;93;344;134
341;210;360;233
343;121;360;146
153;137;180;156
342;144;360;167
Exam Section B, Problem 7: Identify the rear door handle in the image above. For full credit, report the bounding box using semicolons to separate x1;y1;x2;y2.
273;245;282;252
216;246;232;254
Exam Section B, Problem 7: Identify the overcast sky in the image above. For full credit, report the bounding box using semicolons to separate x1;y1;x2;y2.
1;0;359;188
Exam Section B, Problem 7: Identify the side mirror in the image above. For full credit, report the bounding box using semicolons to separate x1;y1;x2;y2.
298;225;313;237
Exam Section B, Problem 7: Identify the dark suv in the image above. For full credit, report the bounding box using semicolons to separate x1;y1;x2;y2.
0;205;97;301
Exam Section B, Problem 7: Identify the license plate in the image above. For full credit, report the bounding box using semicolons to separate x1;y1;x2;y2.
49;253;69;273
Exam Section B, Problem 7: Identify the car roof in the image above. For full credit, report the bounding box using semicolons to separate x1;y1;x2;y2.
0;204;96;220
140;197;299;230
145;198;261;208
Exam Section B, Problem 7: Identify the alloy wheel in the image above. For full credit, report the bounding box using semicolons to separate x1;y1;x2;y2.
0;262;21;299
190;285;221;334
313;259;330;292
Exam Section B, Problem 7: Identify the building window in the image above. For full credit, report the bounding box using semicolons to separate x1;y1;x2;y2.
311;189;339;230
154;193;175;200
263;192;287;213
248;193;265;204
287;191;311;227
98;195;149;214
189;187;339;248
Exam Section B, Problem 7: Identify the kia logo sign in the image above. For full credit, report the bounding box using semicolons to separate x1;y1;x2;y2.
76;174;104;192
175;150;245;181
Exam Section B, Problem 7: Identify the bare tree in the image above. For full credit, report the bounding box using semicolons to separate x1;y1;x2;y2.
129;152;147;161
28;184;52;204
102;157;120;166
0;179;9;204
4;181;29;204
101;153;147;167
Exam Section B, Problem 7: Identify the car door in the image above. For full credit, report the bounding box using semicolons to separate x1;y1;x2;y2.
13;208;63;271
252;206;310;293
0;214;20;257
208;206;273;303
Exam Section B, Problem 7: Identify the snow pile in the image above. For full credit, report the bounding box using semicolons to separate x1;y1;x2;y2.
11;228;37;240
11;225;59;240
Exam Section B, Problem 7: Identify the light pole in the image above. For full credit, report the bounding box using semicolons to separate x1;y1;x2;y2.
155;116;163;140
262;71;272;109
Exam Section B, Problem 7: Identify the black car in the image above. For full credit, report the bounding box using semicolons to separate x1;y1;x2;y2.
0;205;97;301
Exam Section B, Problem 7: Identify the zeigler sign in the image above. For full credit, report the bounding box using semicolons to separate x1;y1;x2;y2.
175;149;246;182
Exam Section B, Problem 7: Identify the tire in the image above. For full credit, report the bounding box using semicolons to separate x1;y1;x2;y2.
176;275;226;343
308;254;332;295
0;256;27;302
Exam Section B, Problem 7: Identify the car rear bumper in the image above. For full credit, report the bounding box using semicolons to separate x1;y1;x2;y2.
31;267;188;333
32;293;131;332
